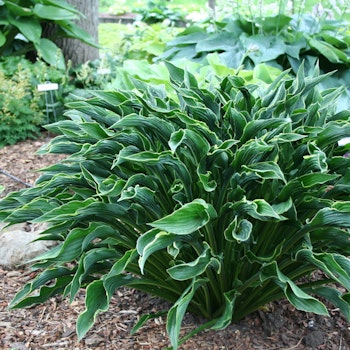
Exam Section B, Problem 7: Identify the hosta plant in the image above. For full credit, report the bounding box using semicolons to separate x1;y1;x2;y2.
1;63;350;349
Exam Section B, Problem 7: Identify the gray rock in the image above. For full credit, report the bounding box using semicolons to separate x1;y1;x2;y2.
0;223;52;267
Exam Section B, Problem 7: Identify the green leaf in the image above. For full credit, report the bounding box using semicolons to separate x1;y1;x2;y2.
43;0;82;15
242;35;286;65
167;243;220;281
232;198;285;221
253;63;282;84
149;199;217;235
242;161;286;182
297;250;350;290
32;199;127;223
137;229;179;274
211;290;237;330
76;281;108;340
167;278;206;349
164;61;198;88
305;207;350;232
69;248;118;301
224;217;253;243
309;38;349;64
10;267;72;308
5;2;32;16
34;38;65;69
9;276;71;308
8;16;41;43
33;4;78;20
59;20;97;46
309;287;350;321
261;262;328;315
169;129;210;162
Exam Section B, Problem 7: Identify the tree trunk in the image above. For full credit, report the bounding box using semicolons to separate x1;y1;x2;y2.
60;0;99;66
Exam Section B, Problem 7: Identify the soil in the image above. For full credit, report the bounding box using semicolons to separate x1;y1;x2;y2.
0;133;350;350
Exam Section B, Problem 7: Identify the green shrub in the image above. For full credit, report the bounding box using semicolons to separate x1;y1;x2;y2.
121;23;181;62
135;1;185;25
1;64;350;349
0;65;45;146
0;56;74;146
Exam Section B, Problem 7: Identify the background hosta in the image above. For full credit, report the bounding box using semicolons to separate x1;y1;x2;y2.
1;64;350;349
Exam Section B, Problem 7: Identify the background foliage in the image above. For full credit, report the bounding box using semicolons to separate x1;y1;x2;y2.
0;0;96;69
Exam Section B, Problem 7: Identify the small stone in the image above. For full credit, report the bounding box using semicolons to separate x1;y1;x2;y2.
84;335;104;347
6;270;22;278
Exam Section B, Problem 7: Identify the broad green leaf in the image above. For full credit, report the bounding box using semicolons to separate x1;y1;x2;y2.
149;199;217;235
261;262;328;315
5;2;32;16
8;16;41;43
79;122;114;139
116;114;174;143
253;63;282;84
77;275;138;340
309;287;350;321
305;207;350;232
5;198;59;222
43;0;82;15
167;29;207;46
256;14;292;33
9;276;72;308
317;123;350;148
33;4;78;20
297;250;350;290
34;38;65;69
242;35;286;65
299;173;339;187
165;61;198;88
59;21;97;46
309;38;349;64
197;171;217;192
105;249;138;279
196;32;238;53
169;129;210;162
33;199;127;223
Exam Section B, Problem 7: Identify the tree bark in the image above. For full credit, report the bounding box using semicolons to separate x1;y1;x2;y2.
59;0;99;67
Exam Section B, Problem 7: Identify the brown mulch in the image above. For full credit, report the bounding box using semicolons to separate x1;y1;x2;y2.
0;133;350;349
